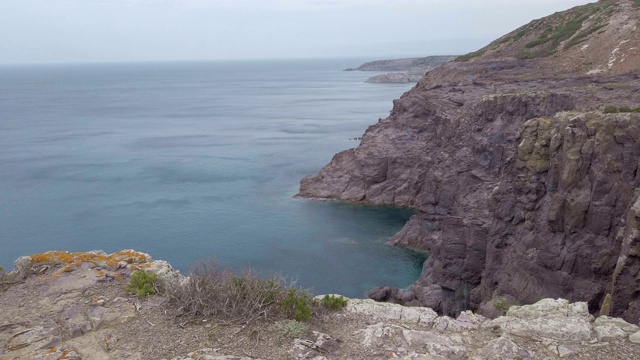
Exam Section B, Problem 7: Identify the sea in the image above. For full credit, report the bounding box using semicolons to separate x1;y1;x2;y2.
0;58;425;297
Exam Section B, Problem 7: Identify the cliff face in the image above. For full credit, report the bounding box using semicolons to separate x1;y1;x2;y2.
299;0;640;322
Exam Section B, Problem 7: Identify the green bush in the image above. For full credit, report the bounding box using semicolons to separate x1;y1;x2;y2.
281;289;312;322
514;30;528;41
603;106;640;114
494;298;510;315
321;295;348;310
126;270;160;298
525;37;551;49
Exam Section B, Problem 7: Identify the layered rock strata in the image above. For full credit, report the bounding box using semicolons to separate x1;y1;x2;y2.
299;0;640;323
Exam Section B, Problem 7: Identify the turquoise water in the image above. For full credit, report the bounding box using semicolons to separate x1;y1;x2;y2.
0;59;424;297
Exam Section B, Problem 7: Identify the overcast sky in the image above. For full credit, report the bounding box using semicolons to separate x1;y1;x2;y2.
0;0;593;64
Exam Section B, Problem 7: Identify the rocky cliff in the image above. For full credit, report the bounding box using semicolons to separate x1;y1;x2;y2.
2;250;640;359
299;0;640;323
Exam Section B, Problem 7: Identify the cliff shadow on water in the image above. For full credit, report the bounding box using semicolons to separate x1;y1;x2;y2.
285;199;427;297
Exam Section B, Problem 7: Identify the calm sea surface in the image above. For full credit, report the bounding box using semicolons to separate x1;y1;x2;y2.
0;59;424;297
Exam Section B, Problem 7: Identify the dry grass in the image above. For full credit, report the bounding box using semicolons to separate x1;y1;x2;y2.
166;260;318;325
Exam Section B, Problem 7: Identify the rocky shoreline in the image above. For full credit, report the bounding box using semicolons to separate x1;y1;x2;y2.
2;249;640;359
299;0;640;322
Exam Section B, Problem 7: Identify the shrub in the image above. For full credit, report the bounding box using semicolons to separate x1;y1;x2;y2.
274;320;309;341
166;260;318;324
514;30;528;41
604;105;619;114
281;289;312;322
321;295;348;310
494;298;510;315
603;106;640;114
525;37;551;49
126;270;160;298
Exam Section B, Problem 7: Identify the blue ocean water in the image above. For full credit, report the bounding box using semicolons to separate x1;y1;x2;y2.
0;59;424;297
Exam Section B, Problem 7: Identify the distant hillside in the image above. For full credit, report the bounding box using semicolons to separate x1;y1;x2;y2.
456;0;640;75
346;56;456;83
345;56;456;72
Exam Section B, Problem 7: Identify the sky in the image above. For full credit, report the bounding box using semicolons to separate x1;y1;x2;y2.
0;0;593;64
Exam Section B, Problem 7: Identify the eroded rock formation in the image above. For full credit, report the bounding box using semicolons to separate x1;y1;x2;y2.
299;0;640;322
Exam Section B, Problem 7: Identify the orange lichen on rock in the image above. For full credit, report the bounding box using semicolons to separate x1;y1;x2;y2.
28;250;152;271
93;269;105;276
128;263;153;271
59;348;81;359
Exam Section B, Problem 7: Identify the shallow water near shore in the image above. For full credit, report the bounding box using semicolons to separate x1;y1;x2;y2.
0;58;424;296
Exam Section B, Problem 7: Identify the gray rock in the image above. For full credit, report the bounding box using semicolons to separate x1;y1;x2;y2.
346;298;438;326
593;315;638;341
478;336;533;359
5;326;54;352
288;331;340;359
485;299;593;342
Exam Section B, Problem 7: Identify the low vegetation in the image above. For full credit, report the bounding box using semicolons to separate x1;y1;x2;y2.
604;105;640;114
274;320;309;342
503;2;614;59
455;50;485;62
126;270;161;298
321;294;348;310
494;298;511;315
164;260;349;325
516;51;536;60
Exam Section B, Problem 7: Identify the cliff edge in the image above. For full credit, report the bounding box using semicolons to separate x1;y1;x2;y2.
2;250;640;359
299;0;640;323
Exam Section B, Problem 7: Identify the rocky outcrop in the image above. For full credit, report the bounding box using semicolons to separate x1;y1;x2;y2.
2;251;640;359
345;56;456;83
299;0;640;322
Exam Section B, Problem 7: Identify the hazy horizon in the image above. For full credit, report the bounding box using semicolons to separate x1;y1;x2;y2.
1;0;593;65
